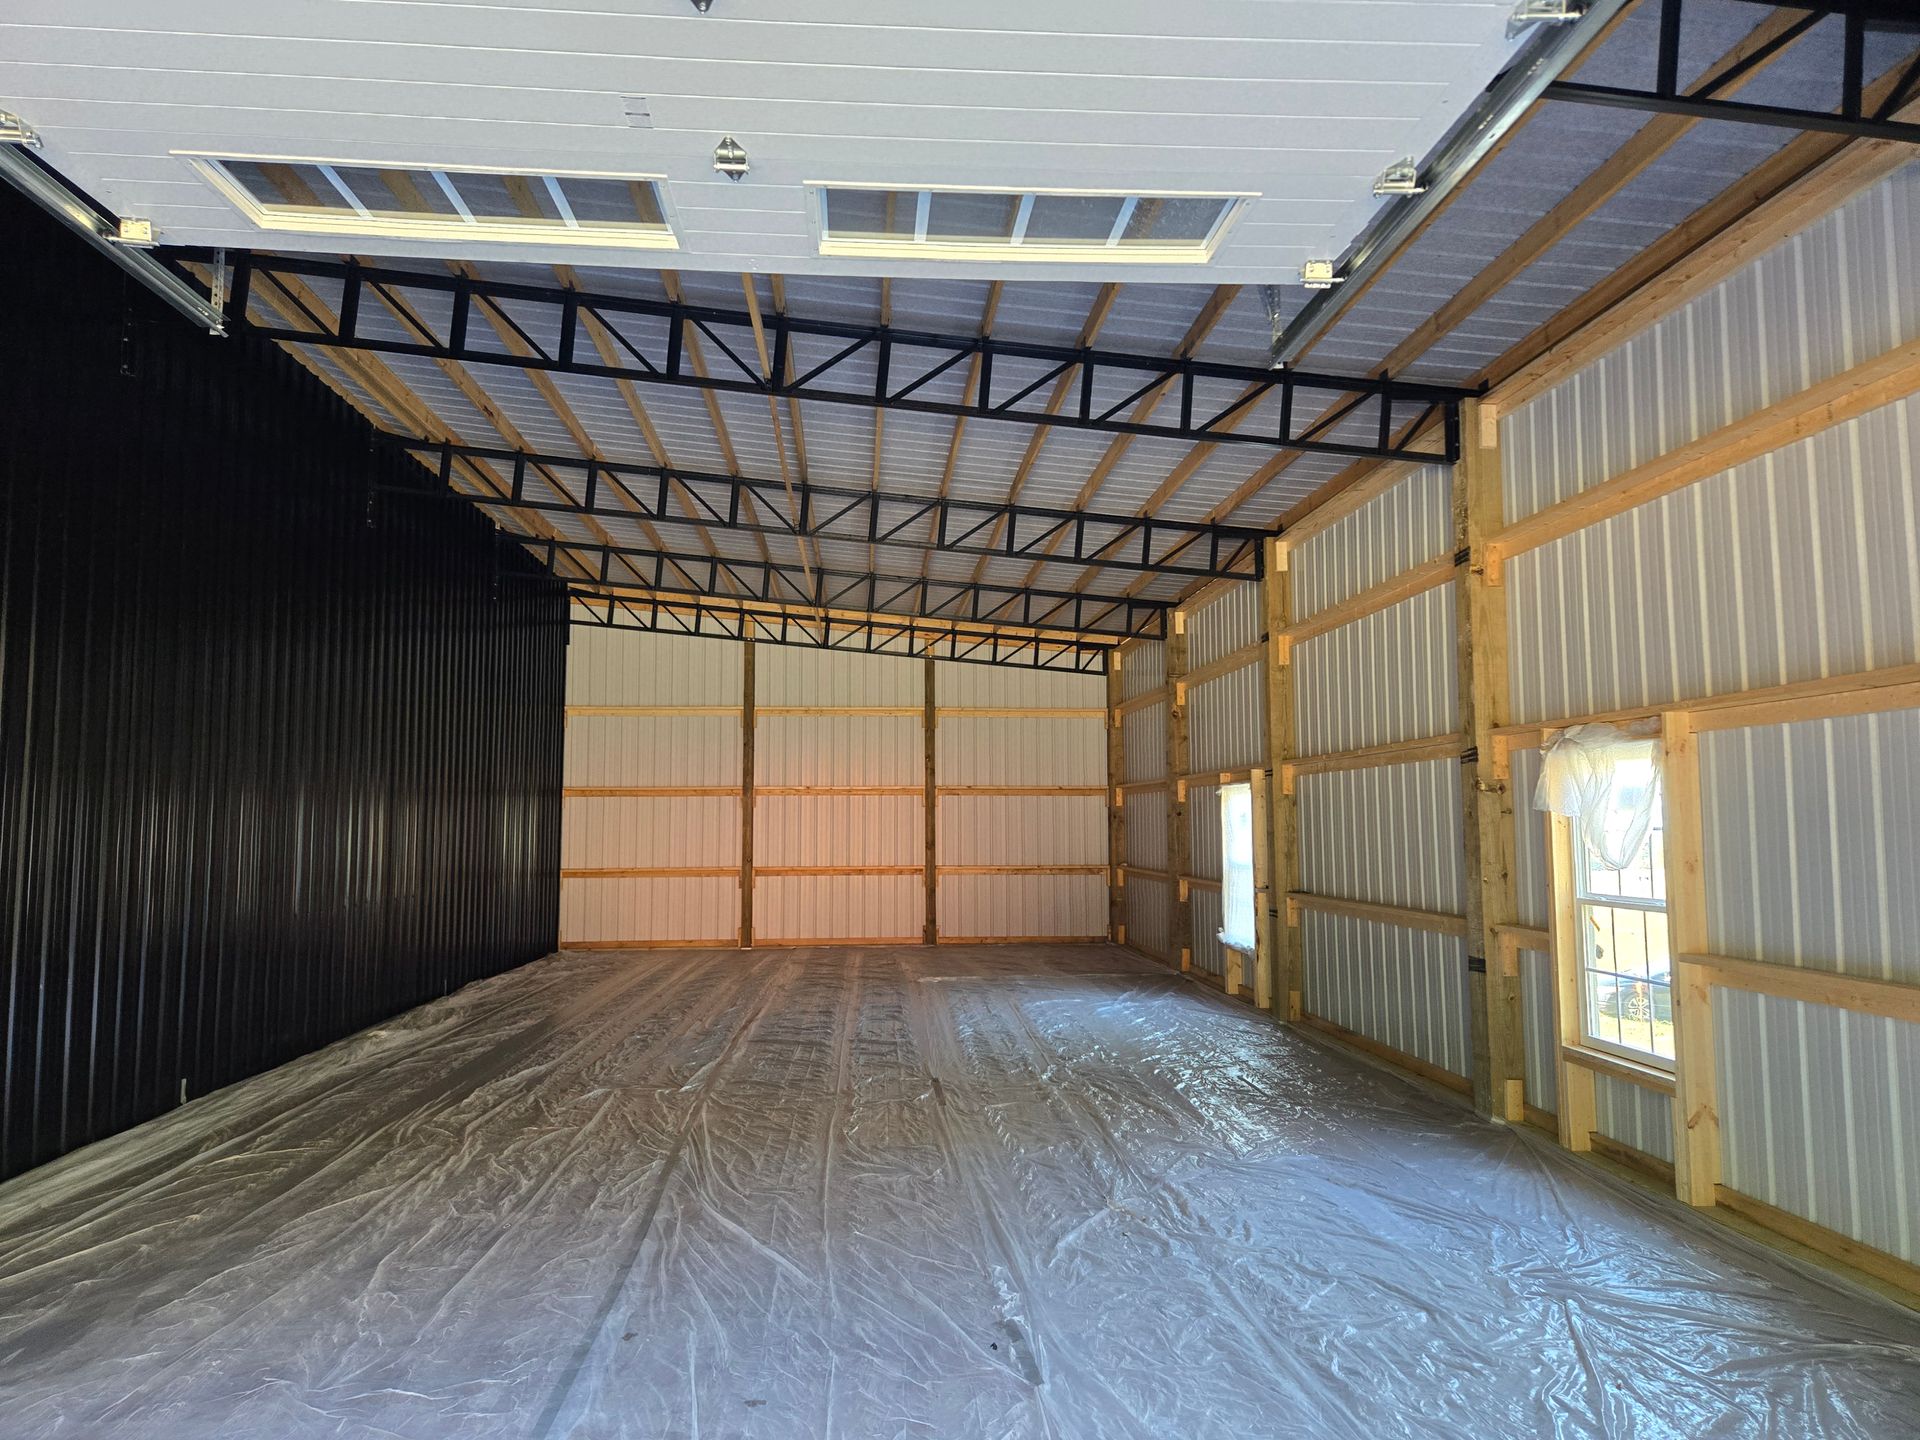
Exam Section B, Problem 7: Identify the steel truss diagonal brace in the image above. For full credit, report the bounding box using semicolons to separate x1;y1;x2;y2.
386;436;1268;582
570;594;1113;674
1546;0;1920;145
519;535;1169;640
206;251;1471;466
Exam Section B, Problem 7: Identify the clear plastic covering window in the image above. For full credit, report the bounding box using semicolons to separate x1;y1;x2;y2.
1534;723;1663;871
1218;783;1256;951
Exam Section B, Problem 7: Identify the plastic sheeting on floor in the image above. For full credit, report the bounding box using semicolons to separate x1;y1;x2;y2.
1;945;1916;1439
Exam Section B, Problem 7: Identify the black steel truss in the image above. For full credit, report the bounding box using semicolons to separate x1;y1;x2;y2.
1546;0;1920;144
385;436;1267;582
198;251;1470;466
505;531;1166;640
569;593;1113;674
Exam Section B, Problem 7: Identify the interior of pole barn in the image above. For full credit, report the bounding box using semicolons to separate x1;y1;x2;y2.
4;2;1920;1436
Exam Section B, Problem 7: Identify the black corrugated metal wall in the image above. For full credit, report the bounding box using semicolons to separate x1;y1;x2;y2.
0;187;568;1181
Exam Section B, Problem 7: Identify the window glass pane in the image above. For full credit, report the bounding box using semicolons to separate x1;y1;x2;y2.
1121;197;1229;246
558;177;666;228
330;166;456;218
451;172;561;223
1218;784;1256;950
926;190;1020;243
1580;902;1673;1062
224;160;334;210
1024;193;1126;245
825;188;911;239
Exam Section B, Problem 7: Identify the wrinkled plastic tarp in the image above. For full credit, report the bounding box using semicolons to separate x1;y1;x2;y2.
1;945;1916;1439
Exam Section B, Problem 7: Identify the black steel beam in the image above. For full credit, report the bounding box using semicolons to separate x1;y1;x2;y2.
511;532;1167;640
202;251;1471;466
570;593;1113;674
1547;0;1920;145
384;436;1267;582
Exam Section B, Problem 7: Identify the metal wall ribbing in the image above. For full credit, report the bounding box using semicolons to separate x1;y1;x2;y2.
1288;467;1468;1077
1499;160;1920;1259
0;187;566;1181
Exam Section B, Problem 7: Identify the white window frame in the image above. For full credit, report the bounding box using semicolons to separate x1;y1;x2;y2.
805;183;1254;265
179;153;681;252
1558;763;1675;1072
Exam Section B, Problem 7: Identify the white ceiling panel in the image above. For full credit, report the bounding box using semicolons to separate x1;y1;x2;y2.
2;0;1523;282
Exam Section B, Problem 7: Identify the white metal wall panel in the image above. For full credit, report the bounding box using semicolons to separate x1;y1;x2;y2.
935;660;1108;941
1301;913;1471;1077
564;714;740;788
939;875;1107;940
755;875;922;943
1499;161;1920;1257
1118;638;1166;702
1124;791;1168;870
1122;703;1168;783
937;717;1104;787
559;877;740;946
1520;949;1556;1114
565;626;743;706
1188;784;1223;882
1297;762;1466;915
562;796;739;870
563;629;744;946
757;716;921;787
1593;1078;1676;1166
1292;585;1459;754
1190;886;1227;980
757;645;922;706
756;795;923;866
1123;877;1171;959
1290;463;1453;618
1509;747;1552;931
939;796;1104;866
1717;992;1920;1265
1187;582;1261;667
1505;394;1920;724
1188;666;1266;773
1502;162;1920;525
935;659;1101;710
1703;711;1920;985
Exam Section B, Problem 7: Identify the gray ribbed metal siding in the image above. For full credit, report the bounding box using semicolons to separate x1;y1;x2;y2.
1190;667;1266;774
1122;705;1168;784
1301;914;1471;1077
1293;587;1459;754
1118;638;1166;702
1499;160;1920;1248
1298;763;1465;913
1504;393;1920;725
1187;582;1261;667
1289;456;1466;1075
1502;161;1920;525
1289;463;1453;617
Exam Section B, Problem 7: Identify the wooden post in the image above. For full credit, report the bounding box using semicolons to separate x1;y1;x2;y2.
1664;709;1720;1205
1548;812;1596;1150
923;656;938;945
1107;655;1127;945
1456;400;1524;1121
1166;612;1192;971
741;637;756;948
1249;764;1274;1010
1264;536;1302;1020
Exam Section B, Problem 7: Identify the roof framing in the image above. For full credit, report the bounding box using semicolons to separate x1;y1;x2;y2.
210;253;1468;468
384;438;1266;581
568;594;1114;675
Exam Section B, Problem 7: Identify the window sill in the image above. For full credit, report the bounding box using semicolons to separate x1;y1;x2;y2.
1561;1043;1676;1096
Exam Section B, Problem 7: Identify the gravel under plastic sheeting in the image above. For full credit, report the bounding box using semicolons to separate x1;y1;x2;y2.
1;943;1917;1439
